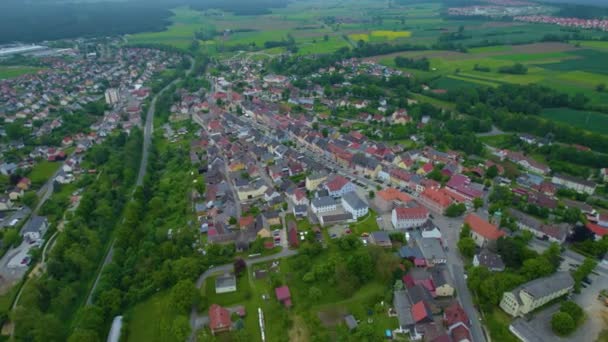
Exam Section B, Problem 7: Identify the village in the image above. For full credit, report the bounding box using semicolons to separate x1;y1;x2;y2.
170;53;608;341
0;46;182;292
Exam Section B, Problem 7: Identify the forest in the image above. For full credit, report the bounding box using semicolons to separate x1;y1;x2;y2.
11;129;143;341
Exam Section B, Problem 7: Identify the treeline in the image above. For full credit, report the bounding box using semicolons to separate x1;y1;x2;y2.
394;56;430;71
189;0;288;15
498;63;528;75
88;136;206;341
0;1;171;44
13;129;143;341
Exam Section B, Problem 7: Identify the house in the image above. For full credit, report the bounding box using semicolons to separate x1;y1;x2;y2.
275;285;292;308
601;168;608;182
375;188;413;213
444;302;471;342
417;237;447;266
0;162;17;176
8;187;23;201
262;211;281;227
411;301;433;324
417;187;454;214
392;207;429;230
288;223;299;248
552;173;596;195
344;315;358;331
215;273;237;294
209;304;232;335
21;216;48;243
311;196;337;214
0;196;13;211
236;181;268;201
293;204;307;217
319;212;354;226
324;175;355;198
473;249;505;272
430;267;454;297
16;177;31;191
305;171;327;191
508;209;570;243
464;213;505;247
341;191;369;219
370;231;392;248
239;215;255;230
288;188;308;206
394;290;420;339
499;272;574;317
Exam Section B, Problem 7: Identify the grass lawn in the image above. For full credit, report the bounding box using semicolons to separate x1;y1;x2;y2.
483;309;519;342
204;273;252;306
478;134;514;148
349;210;380;235
0;66;44;80
27;161;61;187
126;291;182;342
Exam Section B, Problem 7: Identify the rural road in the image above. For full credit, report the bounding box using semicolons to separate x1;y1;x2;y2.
85;57;195;306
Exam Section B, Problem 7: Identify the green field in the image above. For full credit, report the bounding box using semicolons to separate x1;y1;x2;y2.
0;66;44;80
540;108;608;135
127;292;184;342
28;161;61;187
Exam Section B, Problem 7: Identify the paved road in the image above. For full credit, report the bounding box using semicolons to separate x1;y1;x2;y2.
86;56;195;306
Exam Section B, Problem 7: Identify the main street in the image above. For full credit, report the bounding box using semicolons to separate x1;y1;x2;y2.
242;112;488;342
86;57;195;306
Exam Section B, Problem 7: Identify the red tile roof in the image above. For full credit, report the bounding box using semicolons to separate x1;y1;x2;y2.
586;222;608;237
209;304;231;332
444;302;469;327
464;213;505;241
325;175;350;192
451;324;471;342
394;207;429;221
411;301;432;323
275;285;291;300
421;188;453;208
377;188;412;203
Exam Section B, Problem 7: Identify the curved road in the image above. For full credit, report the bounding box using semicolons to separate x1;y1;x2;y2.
85;57;194;306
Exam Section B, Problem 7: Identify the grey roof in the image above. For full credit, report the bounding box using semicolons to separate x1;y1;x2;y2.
510;319;550;342
475;249;505;271
407;284;434;305
320;212;353;224
515;272;574;299
215;273;236;289
307;171;327;181
429;266;451;288
341;191;367;210
312;196;336;208
371;231;391;244
344;315;358;330
393;290;415;327
416;237;446;262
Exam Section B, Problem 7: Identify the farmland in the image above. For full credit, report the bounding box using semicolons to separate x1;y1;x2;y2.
540;108;608;135
0;66;44;80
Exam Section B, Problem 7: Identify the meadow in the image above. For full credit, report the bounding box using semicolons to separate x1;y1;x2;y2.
540;108;608;135
0;66;44;80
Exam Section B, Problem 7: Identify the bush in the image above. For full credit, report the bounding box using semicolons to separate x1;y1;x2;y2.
551;312;576;336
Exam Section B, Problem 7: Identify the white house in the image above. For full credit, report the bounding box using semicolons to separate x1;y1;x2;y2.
391;207;429;229
311;196;337;214
341;192;369;219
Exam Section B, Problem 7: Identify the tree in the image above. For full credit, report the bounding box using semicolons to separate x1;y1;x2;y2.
445;203;466;217
3;229;21;248
170;280;200;313
308;286;322;302
234;258;247;277
560;301;583;323
22;191;38;208
596;83;606;92
457;237;476;259
228;216;237;225
321;128;329;138
551;312;576;336
368;190;375;199
486;165;498;179
473;197;483;211
171;315;191;342
323;34;329;41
